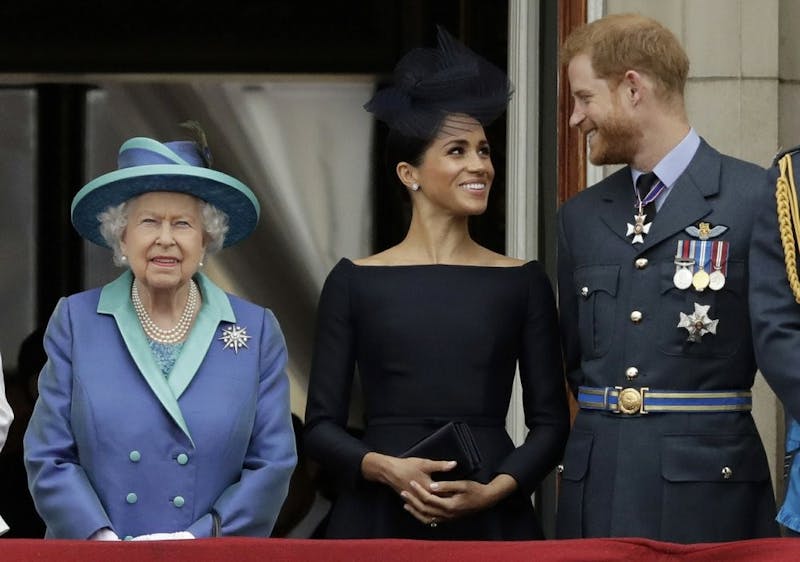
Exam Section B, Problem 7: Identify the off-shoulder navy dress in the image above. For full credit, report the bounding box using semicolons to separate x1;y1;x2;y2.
304;258;569;539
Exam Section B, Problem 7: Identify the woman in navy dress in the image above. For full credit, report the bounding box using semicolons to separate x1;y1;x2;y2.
304;27;569;540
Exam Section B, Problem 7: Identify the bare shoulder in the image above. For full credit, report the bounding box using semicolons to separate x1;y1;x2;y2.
352;247;403;266
478;249;526;268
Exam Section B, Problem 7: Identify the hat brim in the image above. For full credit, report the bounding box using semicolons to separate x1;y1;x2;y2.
71;164;260;248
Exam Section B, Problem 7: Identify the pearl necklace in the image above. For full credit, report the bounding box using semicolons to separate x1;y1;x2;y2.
131;280;198;344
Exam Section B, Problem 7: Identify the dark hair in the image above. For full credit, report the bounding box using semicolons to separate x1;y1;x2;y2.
384;127;435;189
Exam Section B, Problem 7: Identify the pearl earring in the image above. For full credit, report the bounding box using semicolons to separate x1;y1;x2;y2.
411;183;420;192
120;255;127;263
199;260;204;268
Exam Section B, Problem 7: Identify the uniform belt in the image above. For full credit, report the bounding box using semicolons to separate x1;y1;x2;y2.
577;386;752;415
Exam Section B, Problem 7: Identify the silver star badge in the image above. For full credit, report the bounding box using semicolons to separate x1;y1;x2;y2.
219;325;251;354
677;303;718;343
626;213;652;244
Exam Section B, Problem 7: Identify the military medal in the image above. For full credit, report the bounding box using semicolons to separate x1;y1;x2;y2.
690;239;712;292
692;270;710;291
708;240;729;291
677;224;729;293
627;177;666;244
626;213;651;244
709;270;725;291
673;241;695;290
674;263;693;289
677;303;719;343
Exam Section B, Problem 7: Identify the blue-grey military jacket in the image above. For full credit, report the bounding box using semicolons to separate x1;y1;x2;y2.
556;139;778;542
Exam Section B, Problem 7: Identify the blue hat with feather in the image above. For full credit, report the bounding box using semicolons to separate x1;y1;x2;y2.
71;127;260;249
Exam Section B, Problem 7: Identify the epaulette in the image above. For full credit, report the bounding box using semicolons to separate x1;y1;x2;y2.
774;144;800;303
772;145;800;168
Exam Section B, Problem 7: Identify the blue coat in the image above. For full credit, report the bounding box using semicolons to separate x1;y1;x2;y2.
24;270;296;539
556;140;778;542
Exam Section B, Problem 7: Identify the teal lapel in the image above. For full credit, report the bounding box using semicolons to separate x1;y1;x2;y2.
96;271;234;445
167;272;235;399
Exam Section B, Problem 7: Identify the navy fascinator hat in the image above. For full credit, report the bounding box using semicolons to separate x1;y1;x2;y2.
363;25;513;139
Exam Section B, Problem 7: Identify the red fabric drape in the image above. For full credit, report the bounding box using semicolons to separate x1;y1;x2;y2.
2;537;799;561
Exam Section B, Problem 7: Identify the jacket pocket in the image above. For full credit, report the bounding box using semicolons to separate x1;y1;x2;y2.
574;265;619;359
660;433;773;541
556;430;593;538
662;433;769;483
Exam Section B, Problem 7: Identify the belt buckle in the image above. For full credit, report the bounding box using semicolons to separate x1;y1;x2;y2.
614;386;649;415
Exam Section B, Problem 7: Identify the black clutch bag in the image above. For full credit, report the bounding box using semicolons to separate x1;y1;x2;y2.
400;421;483;481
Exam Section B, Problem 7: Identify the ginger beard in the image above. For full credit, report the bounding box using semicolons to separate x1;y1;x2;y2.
586;98;643;166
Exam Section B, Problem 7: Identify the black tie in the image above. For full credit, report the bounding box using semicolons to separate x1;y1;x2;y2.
636;171;659;220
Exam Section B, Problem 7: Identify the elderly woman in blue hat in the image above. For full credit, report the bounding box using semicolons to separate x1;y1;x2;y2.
23;132;296;540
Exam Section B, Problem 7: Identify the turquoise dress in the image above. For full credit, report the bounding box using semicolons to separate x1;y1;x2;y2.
147;340;184;377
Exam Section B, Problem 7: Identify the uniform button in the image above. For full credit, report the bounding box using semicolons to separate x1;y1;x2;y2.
721;466;733;480
635;258;649;269
129;450;141;462
625;367;639;380
580;287;589;297
173;496;185;508
177;453;189;465
124;536;134;541
126;493;138;504
630;311;643;323
556;464;564;474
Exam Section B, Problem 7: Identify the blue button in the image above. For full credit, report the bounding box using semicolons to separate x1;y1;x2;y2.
173;495;185;508
177;453;189;465
129;451;141;462
124;535;134;541
126;493;138;504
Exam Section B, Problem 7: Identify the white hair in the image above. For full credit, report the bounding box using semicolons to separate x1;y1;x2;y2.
200;202;229;254
97;195;229;267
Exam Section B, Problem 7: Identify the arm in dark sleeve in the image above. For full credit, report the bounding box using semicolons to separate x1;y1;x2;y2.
750;163;800;421
304;261;370;488
495;262;570;495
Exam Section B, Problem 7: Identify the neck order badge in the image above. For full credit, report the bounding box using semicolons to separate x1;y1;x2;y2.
627;172;664;244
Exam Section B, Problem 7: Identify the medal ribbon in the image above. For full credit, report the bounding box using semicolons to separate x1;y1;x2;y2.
712;240;729;275
675;240;693;266
690;240;712;273
698;240;710;273
635;179;667;209
673;240;694;290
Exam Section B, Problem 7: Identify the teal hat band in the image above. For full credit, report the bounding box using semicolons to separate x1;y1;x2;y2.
71;137;260;248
